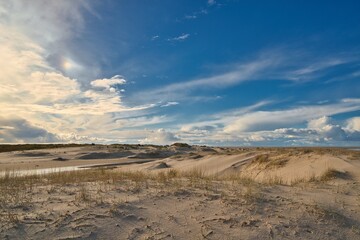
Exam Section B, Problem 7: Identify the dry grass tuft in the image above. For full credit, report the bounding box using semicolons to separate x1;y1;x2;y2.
291;168;350;185
264;175;284;185
266;158;288;169
253;154;269;164
75;185;92;203
319;168;348;181
250;153;289;170
0;143;89;153
180;168;206;183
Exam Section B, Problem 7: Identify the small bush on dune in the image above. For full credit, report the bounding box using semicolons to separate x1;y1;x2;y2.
266;158;289;169
167;169;178;178
75;185;91;203
253;154;269;164
319;168;348;181
171;142;191;148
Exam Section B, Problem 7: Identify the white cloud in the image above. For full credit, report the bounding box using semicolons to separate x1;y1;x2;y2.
137;57;279;103
0;27;81;106
151;35;159;40
0;1;103;82
132;49;358;105
0;2;156;143
168;33;190;41
175;101;360;146
208;0;216;6
139;129;180;145
342;98;360;104
246;134;266;142
115;115;173;128
346;117;360;131
272;116;360;143
223;101;360;133
90;75;126;91
178;120;360;146
184;0;216;21
0;1;90;43
284;58;350;82
0;2;358;146
57;132;109;144
307;116;331;129
185;15;197;19
180;125;216;133
179;100;271;133
161;102;179;107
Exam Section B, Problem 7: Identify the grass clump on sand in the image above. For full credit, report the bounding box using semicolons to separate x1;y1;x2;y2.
0;172;39;225
265;158;288;169
251;153;289;170
290;168;350;185
0;172;38;209
0;167;260;196
253;154;269;164
319;168;348;181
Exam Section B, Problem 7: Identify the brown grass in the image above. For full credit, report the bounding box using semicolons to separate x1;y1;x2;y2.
319;168;347;181
253;154;269;164
0;161;351;211
290;168;349;186
0;167;260;207
250;153;289;170
0;143;90;153
266;158;289;169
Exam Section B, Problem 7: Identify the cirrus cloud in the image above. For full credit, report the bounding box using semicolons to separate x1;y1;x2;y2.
90;75;126;92
0;2;157;143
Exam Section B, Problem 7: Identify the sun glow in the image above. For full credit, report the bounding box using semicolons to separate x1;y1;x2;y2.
63;60;73;70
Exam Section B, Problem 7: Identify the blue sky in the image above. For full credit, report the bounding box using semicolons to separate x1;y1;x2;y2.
0;0;359;146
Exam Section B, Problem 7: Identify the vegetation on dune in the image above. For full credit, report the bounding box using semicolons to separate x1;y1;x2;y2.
0;143;358;160
250;154;289;170
0;144;91;153
171;142;191;148
319;168;350;181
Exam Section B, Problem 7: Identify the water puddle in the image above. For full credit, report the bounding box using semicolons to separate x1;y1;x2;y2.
0;166;88;178
0;159;154;178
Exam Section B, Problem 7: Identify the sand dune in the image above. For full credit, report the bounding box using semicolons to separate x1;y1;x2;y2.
78;151;134;160
1;145;359;183
1;145;360;239
118;148;360;185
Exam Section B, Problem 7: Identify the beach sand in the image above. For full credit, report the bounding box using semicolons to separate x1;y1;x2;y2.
1;144;359;239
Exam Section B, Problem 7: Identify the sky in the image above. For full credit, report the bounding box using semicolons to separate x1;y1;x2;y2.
0;0;359;146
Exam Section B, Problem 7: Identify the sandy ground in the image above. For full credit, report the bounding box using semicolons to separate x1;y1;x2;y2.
0;144;360;239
